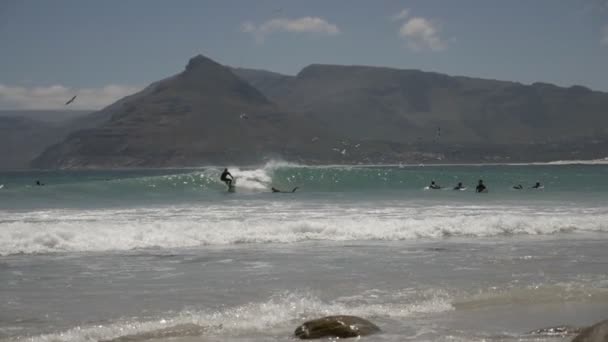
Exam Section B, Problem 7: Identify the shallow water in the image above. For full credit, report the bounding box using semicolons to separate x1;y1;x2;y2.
0;163;607;341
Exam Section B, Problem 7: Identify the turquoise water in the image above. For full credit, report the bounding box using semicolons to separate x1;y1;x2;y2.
1;164;607;209
1;163;607;341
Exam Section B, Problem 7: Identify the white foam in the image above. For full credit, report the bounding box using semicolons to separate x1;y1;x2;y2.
15;290;452;342
1;204;607;256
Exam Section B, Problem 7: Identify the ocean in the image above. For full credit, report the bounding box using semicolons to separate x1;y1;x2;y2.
1;162;607;341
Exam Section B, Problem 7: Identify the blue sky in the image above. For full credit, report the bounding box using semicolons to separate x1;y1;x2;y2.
1;0;607;109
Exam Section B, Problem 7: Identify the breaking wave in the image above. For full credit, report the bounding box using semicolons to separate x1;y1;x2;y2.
1;204;607;256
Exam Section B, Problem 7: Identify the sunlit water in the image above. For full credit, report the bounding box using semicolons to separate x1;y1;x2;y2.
1;163;607;341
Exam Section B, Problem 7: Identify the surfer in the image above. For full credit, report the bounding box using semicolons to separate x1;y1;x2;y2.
513;184;523;190
531;182;542;189
35;180;44;186
429;181;441;189
271;186;299;193
220;168;233;188
453;182;465;190
475;179;487;193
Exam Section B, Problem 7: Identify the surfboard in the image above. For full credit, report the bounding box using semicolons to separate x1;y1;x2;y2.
228;178;237;192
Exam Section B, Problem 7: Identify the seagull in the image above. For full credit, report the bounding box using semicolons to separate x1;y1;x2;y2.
65;95;77;105
239;113;249;119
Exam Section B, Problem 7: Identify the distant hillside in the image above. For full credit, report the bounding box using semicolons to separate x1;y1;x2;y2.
0;109;121;169
33;56;342;168
0;116;63;169
0;110;91;123
233;65;608;145
30;56;608;169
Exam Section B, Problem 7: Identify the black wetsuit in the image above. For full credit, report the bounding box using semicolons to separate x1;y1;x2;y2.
429;182;441;190
220;170;232;187
476;183;486;193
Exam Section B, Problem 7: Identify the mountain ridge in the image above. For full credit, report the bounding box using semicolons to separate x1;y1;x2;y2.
29;54;608;168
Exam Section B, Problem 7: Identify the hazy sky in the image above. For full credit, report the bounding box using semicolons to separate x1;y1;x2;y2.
1;0;607;110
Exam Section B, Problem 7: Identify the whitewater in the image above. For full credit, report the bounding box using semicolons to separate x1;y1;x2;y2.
1;163;607;341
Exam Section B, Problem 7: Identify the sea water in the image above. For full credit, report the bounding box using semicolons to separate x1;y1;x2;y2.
1;163;607;341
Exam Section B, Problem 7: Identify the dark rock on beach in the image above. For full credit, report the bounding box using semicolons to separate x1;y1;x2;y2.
572;319;608;342
294;315;380;339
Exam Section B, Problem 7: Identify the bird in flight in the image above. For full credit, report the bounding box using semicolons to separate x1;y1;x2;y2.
65;95;77;105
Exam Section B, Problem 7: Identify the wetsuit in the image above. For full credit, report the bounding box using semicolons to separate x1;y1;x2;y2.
220;170;232;187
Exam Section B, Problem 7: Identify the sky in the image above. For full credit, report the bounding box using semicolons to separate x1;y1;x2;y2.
1;0;607;110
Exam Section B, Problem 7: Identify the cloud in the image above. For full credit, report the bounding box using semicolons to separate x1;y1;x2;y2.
398;17;446;51
390;8;410;21
241;17;340;42
0;83;142;110
602;24;608;46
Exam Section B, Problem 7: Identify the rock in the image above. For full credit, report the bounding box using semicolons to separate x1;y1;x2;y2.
527;325;582;337
294;315;380;339
572;320;608;342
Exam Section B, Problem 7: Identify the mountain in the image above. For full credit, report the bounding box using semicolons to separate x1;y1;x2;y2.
0;116;63;169
0;110;91;123
31;56;608;168
32;55;339;168
233;65;608;146
0;110;109;169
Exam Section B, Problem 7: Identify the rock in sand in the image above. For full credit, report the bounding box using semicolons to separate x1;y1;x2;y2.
294;315;380;339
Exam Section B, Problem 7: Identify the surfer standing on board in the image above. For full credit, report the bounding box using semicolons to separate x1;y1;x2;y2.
220;168;234;188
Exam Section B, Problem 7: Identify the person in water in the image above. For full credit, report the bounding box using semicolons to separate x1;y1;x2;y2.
513;184;523;190
35;180;44;186
220;168;233;188
429;181;441;190
476;179;487;193
531;182;542;189
271;186;299;193
453;182;465;190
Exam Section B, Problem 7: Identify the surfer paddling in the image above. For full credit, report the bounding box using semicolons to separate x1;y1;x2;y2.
453;182;465;190
271;186;299;193
476;179;487;193
429;181;441;190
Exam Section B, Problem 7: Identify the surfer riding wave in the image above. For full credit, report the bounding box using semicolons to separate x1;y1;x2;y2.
220;168;234;188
